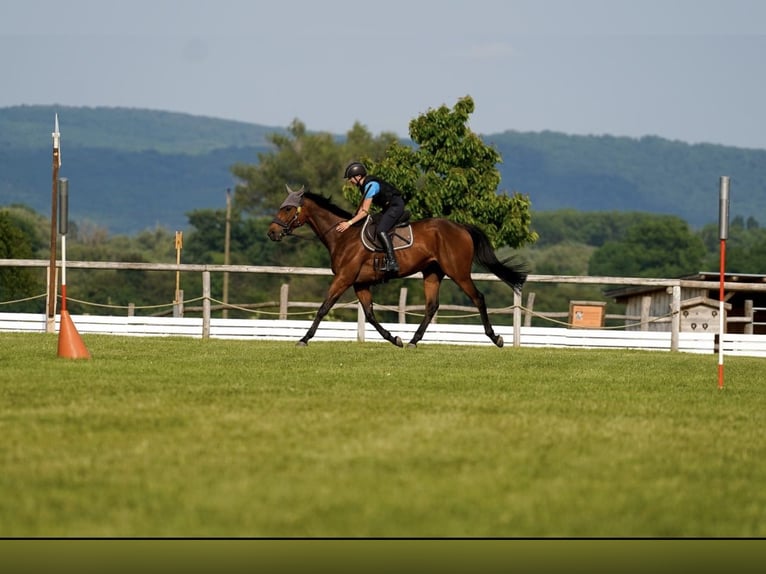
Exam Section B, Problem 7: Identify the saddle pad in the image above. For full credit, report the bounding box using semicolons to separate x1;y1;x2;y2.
361;216;414;252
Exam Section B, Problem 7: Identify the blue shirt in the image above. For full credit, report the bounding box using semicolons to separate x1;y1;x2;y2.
363;181;380;200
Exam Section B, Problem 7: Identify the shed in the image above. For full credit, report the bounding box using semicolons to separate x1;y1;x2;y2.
606;272;766;334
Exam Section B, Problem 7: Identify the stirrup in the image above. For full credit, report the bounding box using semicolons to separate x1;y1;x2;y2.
382;258;399;273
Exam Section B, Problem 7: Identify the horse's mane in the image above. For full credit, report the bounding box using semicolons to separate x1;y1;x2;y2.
304;191;354;219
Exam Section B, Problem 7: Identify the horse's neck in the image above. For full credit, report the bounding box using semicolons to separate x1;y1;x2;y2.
305;200;344;248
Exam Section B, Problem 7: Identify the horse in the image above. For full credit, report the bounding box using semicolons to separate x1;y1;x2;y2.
267;186;527;348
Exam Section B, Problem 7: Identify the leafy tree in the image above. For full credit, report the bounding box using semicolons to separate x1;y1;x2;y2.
0;210;43;311
699;217;766;274
348;96;537;249
531;210;667;248
232;119;398;216
588;216;706;278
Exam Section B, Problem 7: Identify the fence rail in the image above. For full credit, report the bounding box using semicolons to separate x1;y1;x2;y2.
3;258;766;355
3;311;766;357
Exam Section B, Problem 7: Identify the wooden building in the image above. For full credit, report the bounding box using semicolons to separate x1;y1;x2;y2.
606;272;766;334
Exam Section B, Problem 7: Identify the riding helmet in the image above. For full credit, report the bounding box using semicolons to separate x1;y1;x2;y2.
344;162;367;179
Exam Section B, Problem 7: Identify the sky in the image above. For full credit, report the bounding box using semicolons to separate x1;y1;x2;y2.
2;0;766;149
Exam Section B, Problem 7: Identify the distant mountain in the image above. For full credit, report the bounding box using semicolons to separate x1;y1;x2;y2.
0;105;283;234
1;105;764;234
487;130;766;228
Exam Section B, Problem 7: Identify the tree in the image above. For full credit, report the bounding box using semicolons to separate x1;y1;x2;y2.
588;216;706;278
232;119;398;216
0;210;42;311
349;96;537;249
700;217;766;274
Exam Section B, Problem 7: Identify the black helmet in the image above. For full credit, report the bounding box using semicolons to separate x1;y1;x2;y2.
344;162;367;179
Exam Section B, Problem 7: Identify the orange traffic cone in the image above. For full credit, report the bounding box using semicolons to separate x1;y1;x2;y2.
57;310;91;359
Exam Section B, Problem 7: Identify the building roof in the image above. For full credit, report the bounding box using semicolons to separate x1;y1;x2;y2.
605;272;766;300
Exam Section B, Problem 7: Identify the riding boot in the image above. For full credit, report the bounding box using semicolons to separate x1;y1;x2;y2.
378;231;399;273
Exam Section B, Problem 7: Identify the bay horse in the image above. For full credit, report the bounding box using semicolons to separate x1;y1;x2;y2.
267;186;527;348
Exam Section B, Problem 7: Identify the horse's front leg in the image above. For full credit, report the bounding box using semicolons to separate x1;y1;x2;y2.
355;284;403;347
297;277;350;346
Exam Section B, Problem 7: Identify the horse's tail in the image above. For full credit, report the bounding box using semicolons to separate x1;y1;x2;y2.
464;224;528;294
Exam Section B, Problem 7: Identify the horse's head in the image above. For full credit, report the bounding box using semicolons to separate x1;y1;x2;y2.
267;185;307;241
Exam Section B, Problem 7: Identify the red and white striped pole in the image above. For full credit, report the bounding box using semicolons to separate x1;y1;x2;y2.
56;175;90;359
718;176;730;390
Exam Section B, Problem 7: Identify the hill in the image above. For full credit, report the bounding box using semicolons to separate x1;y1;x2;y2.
488;130;766;228
1;105;764;234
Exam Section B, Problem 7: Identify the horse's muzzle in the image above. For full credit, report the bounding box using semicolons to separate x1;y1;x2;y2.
267;227;284;242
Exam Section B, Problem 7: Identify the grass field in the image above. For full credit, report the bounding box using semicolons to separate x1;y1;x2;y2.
1;332;764;537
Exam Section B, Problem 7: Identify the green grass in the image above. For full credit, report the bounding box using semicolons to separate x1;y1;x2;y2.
1;332;765;537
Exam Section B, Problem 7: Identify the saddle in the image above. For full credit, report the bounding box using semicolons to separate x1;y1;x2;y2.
361;212;414;252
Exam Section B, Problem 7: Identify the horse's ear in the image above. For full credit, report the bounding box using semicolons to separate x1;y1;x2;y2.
285;184;305;194
285;184;294;194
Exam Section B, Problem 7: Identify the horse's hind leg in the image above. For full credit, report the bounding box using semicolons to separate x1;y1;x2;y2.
407;269;443;348
355;285;403;347
452;276;504;348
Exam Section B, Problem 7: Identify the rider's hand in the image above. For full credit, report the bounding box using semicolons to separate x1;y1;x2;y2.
336;221;351;233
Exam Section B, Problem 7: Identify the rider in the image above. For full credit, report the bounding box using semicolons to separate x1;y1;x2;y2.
335;161;405;273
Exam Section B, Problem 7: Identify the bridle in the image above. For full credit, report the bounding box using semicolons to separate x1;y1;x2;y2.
271;204;304;238
271;186;343;240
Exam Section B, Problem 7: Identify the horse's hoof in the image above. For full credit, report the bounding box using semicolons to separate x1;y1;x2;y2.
495;336;504;348
407;342;417;349
393;336;404;348
296;340;308;347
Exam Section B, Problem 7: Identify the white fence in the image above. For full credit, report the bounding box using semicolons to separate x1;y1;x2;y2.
2;258;766;357
3;311;765;357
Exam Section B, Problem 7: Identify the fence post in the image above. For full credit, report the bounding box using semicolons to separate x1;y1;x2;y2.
398;287;408;324
640;296;651;331
744;299;753;335
279;283;289;320
670;284;681;351
524;292;535;327
45;264;58;333
202;271;211;340
173;290;184;318
357;301;365;342
513;290;521;347
128;303;135;317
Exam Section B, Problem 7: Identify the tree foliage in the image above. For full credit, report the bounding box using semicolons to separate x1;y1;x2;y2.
231;119;398;216
346;96;537;249
588;216;706;278
0;209;43;311
699;216;766;274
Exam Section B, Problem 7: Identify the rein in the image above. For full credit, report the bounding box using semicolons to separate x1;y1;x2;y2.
272;203;339;240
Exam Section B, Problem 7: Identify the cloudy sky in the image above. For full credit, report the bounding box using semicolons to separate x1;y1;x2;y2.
3;0;765;149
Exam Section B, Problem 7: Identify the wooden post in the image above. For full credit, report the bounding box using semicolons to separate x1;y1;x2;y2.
222;188;231;319
670;284;681;352
524;292;535;327
174;231;183;304
46;115;61;333
279;283;289;320
357;301;365;342
640;295;652;331
202;271;211;339
398;287;408;323
173;290;184;318
744;299;754;335
513;290;521;347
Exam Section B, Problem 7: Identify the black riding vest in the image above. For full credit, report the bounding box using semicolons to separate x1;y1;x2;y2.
362;176;402;208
